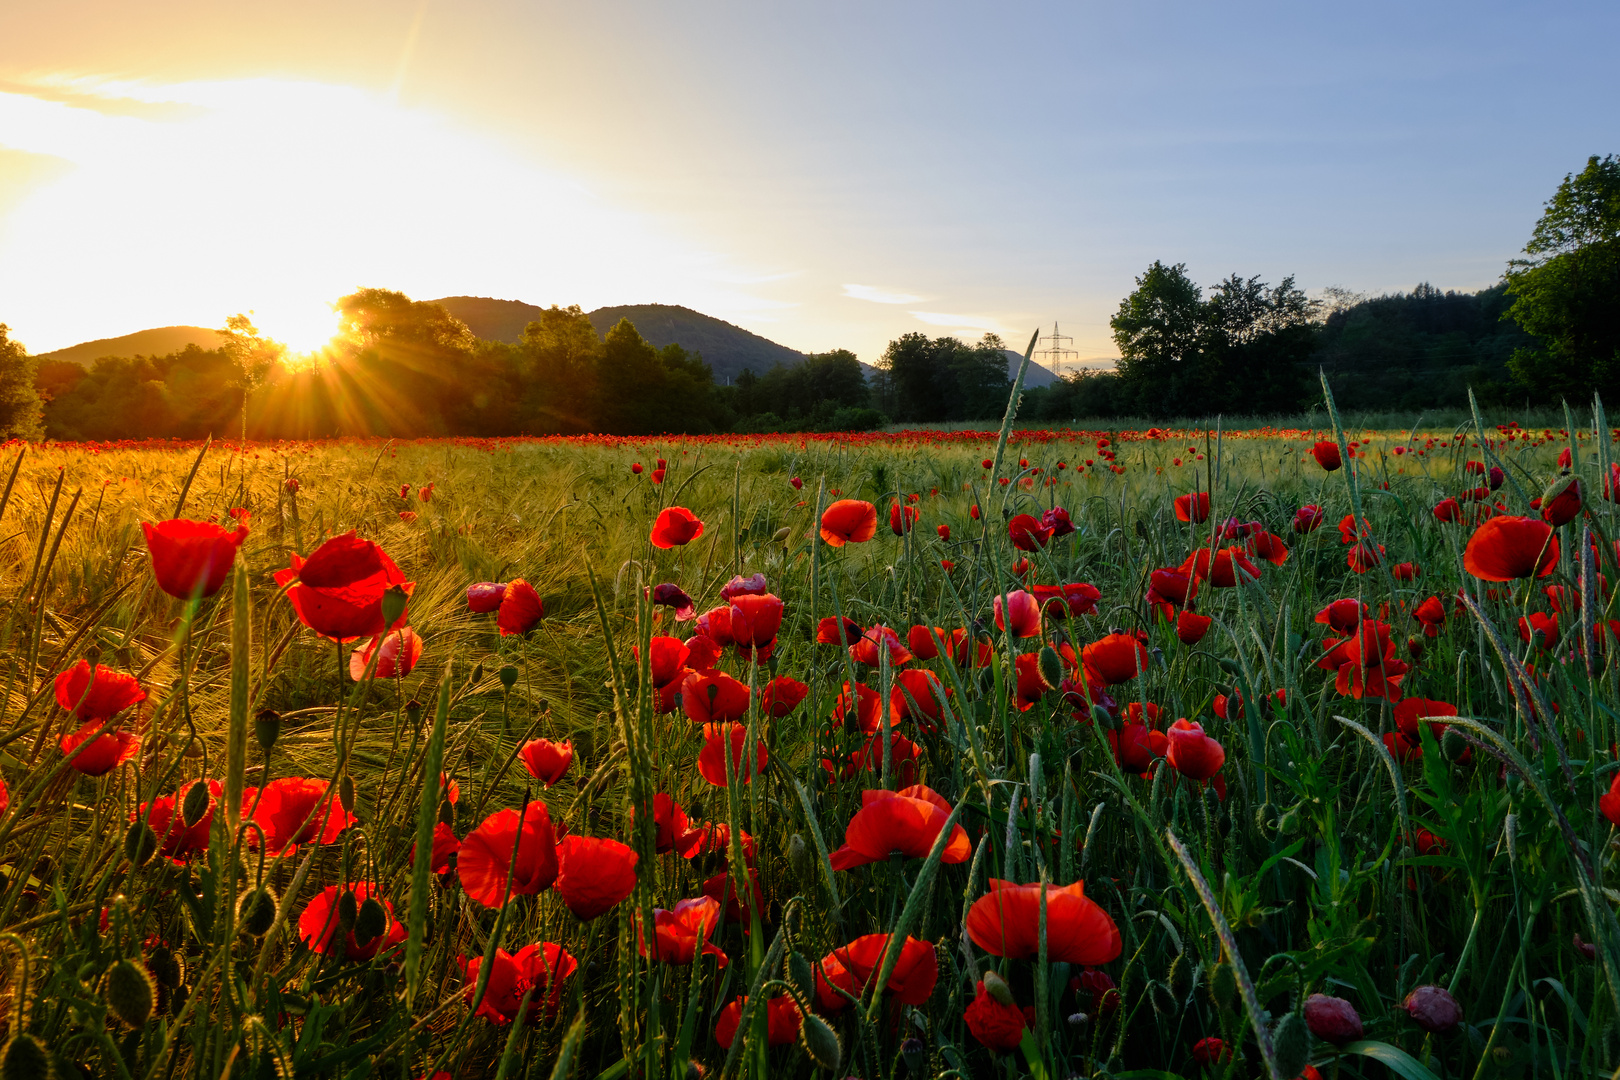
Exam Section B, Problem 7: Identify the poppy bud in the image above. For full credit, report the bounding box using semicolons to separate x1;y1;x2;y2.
148;946;182;989
1217;657;1243;677
1304;993;1363;1044
1254;802;1278;836
338;773;355;814
335;889;359;936
104;957;156;1028
124;821;158;866
800;1013;841;1073
438;797;455;827
787;833;812;880
254;708;281;752
773;527;791;544
1402;985;1462;1033
1038;646;1064;690
1278;804;1304;836
498;665;519;690
1208;961;1236;1009
406;698;423;726
353;896;388;946
1441;728;1469;762
237;885;278;936
983;969;1015;1006
1406;636;1424;660
181;779;212;828
786;950;815;998
681;1063;702;1080
1271;1011;1311;1079
1091;704;1118;730
380;584;409;630
0;1034;52;1080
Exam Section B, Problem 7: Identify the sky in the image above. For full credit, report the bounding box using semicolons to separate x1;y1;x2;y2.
0;2;1615;370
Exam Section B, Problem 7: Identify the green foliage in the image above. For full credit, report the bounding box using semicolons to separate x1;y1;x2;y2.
873;332;1010;423
0;326;43;441
729;349;875;432
1504;154;1620;402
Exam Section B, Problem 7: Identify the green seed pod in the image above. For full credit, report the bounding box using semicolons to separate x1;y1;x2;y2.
1209;961;1237;1010
800;1013;841;1074
1166;953;1190;997
438;797;455;827
0;1034;53;1080
147;946;181;990
1278;804;1305;837
983;969;1015;1006
786;951;815;999
254;709;281;753
498;665;520;690
237;886;279;936
380;585;409;631
406;698;424;726
353;897;388;947
1091;704;1119;730
1441;728;1469;762
1038;646;1064;691
773;526;791;544
1217;657;1243;677
1272;1011;1311;1079
338;773;356;815
337;889;358;936
123;821;158;867
1254;802;1278;836
180;780;212;829
104;958;156;1028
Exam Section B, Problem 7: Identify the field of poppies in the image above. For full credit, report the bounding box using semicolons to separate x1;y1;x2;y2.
0;369;1615;1080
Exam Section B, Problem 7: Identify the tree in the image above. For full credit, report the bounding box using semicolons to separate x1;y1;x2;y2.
328;289;481;436
1110;261;1204;413
0;326;42;440
515;305;602;433
219;314;286;441
878;333;1009;423
1504;155;1620;402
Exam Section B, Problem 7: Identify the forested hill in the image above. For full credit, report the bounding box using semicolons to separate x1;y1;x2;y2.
432;297;805;383
36;326;224;368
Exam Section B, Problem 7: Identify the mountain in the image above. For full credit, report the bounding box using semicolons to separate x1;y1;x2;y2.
431;297;807;384
1000;349;1062;389
35;326;225;367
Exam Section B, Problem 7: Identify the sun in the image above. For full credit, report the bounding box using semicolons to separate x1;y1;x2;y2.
243;301;341;357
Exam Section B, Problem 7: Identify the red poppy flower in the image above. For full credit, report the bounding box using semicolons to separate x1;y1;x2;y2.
729;593;784;649
907;624;945;660
651;467;666;484
517;738;573;786
674;820;756;862
1293;504;1326;533
691;607;733;648
1347;541;1385;574
142;518;250;600
462;943;577;1024
817;616;863;645
349;627;423;680
419;483;434;502
993;590;1042;638
697;723;768;786
457;803;559;908
1013;652;1052;711
1146;567;1196;609
274;533;414;643
851;625;913;666
555;836;638;920
650;506;705;548
701;867;764;924
1315;598;1367;634
684;634;723;671
1192;1036;1230;1064
496;579;544;636
1541;475;1583;527
969;504;981;520
820;500;878;546
651;582;697;622
640;636;689;689
823;731;921;787
1248;531;1290;565
719;572;768;601
1600;773;1620;826
1082;633;1149;687
949;629;995;668
638;896;728;967
244;777;356;854
1394;697;1458;742
1007;514;1054;551
1173;492;1210;523
964;980;1027;1052
1518;611;1559;649
889;501;920;535
1180;546;1261;588
828;785;970;870
635;792;690;854
832;681;882;732
1108;720;1161;775
1414;596;1446;636
1432;497;1464;523
1164;719;1224;780
1031;582;1102;618
298;882;406;961
1041;506;1075;537
1464;516;1560;581
54;660;145;721
1317;619;1409;700
890;668;947;727
760;676;808;717
936;523;951;541
1176;610;1212;645
466;582;506;613
411;821;460;875
1312;440;1342;470
814;934;937;1011
682;670;752;724
715;995;801;1049
132;778;220;863
966;879;1121;965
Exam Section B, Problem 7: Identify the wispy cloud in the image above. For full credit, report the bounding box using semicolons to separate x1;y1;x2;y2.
908;310;1005;334
842;283;924;305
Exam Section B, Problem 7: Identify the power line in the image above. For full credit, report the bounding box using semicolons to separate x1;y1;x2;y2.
1035;322;1079;374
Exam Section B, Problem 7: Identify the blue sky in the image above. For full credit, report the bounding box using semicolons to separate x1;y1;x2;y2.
0;1;1614;365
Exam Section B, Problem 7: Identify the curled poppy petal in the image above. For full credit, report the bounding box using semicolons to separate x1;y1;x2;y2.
650;507;705;548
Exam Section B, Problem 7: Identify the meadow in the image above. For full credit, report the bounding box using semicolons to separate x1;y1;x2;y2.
0;371;1613;1080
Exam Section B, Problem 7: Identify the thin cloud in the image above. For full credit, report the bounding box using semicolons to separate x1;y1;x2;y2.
842;283;924;305
908;310;1005;334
